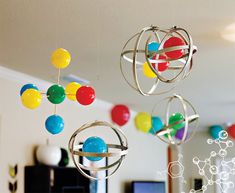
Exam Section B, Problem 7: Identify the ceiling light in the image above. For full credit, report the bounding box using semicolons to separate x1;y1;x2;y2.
221;23;235;42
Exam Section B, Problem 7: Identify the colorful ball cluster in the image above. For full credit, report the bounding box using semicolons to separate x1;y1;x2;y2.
120;26;197;96
20;48;96;135
134;112;164;134
134;111;186;141
143;37;185;78
21;83;95;107
143;40;173;78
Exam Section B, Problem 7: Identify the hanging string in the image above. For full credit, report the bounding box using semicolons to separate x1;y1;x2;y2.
53;0;62;115
54;0;60;49
96;4;102;82
169;0;175;28
57;68;61;85
54;104;57;115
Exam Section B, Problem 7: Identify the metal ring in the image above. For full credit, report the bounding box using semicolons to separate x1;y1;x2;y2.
152;94;199;145
68;121;128;180
120;26;197;96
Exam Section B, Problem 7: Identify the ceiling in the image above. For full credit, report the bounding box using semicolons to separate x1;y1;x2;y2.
1;0;235;128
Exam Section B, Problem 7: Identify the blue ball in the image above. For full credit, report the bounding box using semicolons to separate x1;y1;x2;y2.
20;84;39;96
45;115;64;134
148;42;160;52
83;137;107;161
209;125;223;139
149;116;163;135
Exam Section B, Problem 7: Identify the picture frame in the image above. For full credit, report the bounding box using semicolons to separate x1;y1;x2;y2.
80;146;108;193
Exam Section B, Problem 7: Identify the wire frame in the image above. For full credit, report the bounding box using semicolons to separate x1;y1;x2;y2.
68;121;128;180
120;26;197;96
152;94;199;145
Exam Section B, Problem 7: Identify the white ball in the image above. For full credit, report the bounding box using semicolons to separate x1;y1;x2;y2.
36;145;61;166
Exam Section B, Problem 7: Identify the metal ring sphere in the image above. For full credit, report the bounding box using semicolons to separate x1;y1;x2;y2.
120;26;197;96
68;121;128;180
152;94;199;145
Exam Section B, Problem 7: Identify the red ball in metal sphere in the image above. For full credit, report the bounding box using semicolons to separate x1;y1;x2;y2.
151;55;169;72
163;37;185;59
76;86;95;105
157;55;169;72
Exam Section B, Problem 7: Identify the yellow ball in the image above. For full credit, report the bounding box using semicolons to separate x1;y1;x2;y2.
51;48;71;69
21;89;42;109
134;112;152;133
65;82;81;101
143;62;157;78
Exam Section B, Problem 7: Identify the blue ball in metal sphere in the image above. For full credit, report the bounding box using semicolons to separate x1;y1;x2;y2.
82;136;107;161
148;42;160;53
149;116;163;135
45;115;64;134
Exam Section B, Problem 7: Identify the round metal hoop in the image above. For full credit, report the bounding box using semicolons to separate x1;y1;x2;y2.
152;94;199;145
120;26;197;96
68;121;128;180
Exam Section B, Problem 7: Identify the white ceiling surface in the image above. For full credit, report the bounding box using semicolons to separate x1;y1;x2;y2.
1;0;235;128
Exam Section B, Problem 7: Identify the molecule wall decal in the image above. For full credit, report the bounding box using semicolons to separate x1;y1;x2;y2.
158;154;186;184
190;130;235;193
120;26;197;96
157;130;235;193
20;48;96;135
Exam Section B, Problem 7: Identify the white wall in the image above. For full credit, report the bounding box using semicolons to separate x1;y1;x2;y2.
0;66;168;193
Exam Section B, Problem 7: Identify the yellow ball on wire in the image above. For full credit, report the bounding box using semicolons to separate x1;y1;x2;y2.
51;48;71;69
21;89;42;109
142;62;157;78
65;82;81;101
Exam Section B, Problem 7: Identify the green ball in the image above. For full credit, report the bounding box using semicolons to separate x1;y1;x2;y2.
164;124;178;138
59;148;69;167
169;112;185;131
47;84;65;104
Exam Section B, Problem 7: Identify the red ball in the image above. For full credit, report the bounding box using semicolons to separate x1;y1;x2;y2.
76;86;95;105
157;55;169;72
228;124;235;139
152;55;169;72
163;37;185;59
111;105;130;126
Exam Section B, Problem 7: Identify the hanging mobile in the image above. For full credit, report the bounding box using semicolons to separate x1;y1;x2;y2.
20;48;96;134
120;26;197;96
151;94;199;145
69;121;128;180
